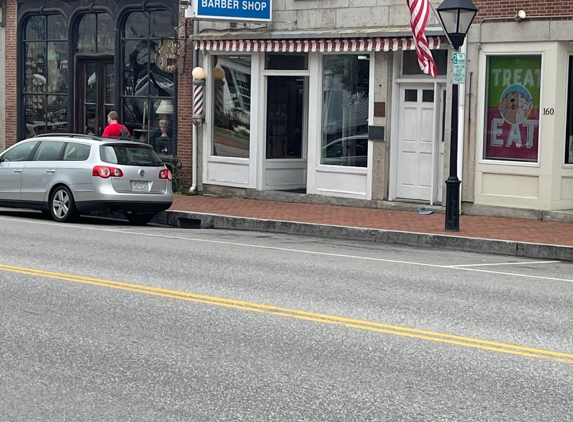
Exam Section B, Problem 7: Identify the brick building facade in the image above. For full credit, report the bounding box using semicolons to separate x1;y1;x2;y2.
3;0;573;216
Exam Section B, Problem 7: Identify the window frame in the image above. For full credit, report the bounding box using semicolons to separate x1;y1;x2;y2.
22;13;69;139
319;52;372;168
211;53;254;159
481;53;542;164
120;8;177;157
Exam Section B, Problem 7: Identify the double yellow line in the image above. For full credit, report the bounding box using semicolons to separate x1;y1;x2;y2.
2;263;573;365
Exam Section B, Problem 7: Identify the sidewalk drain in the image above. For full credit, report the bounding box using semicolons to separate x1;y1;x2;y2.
177;218;202;229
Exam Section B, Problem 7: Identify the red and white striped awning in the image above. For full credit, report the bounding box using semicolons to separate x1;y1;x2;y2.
195;37;440;53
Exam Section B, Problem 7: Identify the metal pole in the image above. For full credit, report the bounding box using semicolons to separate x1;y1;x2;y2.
445;62;460;232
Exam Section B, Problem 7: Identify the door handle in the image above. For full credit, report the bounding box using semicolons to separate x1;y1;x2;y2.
46;169;56;174
14;169;23;173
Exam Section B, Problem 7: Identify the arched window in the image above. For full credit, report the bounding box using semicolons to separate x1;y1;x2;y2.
122;9;176;155
76;13;114;55
23;14;68;137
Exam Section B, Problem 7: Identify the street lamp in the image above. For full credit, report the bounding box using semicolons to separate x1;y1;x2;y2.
436;0;478;232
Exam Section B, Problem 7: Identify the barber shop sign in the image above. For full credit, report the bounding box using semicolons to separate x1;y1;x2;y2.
194;0;272;21
484;55;541;162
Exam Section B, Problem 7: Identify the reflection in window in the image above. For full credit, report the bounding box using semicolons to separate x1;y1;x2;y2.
212;56;251;158
403;50;448;76
2;141;38;162
76;13;114;55
122;9;176;156
266;76;304;159
63;142;91;161
266;53;307;70
321;54;369;167
33;141;65;161
23;14;68;138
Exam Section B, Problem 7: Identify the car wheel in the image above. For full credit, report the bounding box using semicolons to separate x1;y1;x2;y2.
50;186;79;223
126;213;154;226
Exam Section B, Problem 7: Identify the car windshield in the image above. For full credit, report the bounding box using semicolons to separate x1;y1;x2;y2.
100;144;164;166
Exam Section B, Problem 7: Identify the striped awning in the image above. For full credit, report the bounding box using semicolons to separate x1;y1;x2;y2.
195;37;441;53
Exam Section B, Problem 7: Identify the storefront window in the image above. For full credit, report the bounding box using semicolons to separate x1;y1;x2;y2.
122;9;175;155
321;54;369;167
484;55;541;162
266;53;307;71
403;50;448;76
23;14;68;137
76;13;114;55
212;55;251;158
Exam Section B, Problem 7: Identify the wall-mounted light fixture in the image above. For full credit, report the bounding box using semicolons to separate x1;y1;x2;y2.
0;0;6;28
515;10;526;22
179;0;191;10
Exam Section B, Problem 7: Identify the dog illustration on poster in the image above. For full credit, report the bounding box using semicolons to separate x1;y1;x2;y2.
497;85;533;125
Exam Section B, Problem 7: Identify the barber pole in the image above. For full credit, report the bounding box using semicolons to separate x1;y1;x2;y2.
193;78;205;126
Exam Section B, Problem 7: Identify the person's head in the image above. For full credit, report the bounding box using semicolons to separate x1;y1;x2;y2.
107;111;119;125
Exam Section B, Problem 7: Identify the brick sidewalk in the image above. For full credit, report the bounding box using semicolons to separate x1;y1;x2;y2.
170;195;573;247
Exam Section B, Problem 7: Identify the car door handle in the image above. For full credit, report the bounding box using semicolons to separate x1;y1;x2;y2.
14;169;23;173
46;169;56;174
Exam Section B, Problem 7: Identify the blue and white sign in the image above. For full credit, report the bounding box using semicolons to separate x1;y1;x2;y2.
194;0;272;22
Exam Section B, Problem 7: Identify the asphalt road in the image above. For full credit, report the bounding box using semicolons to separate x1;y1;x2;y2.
1;210;573;421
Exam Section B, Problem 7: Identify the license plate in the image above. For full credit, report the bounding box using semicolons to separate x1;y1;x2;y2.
131;181;149;192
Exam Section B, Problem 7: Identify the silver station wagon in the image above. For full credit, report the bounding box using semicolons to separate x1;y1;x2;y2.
0;134;174;224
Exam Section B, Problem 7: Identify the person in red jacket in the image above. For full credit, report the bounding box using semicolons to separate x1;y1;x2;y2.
102;111;130;138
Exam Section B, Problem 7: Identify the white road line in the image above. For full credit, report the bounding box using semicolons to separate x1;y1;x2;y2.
449;261;561;267
0;215;571;283
454;267;573;283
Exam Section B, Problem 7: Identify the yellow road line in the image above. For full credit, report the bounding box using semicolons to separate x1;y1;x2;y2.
2;263;572;365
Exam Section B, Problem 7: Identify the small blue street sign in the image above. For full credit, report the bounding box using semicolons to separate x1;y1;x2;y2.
194;0;272;22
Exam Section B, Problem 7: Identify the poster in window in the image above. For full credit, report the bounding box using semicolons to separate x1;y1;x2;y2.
484;55;541;162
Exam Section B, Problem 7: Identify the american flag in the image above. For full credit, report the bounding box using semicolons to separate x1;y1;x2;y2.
406;0;438;78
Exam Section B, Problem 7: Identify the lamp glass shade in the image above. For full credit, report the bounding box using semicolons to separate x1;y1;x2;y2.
213;67;226;80
436;0;478;49
156;99;174;115
192;66;207;80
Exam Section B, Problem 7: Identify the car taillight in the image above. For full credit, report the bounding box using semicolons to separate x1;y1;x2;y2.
93;166;124;178
159;169;172;181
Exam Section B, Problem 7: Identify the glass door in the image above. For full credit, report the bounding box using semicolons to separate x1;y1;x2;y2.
75;58;115;136
266;76;305;159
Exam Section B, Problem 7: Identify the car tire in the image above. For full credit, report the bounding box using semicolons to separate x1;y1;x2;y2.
50;186;79;223
126;213;154;226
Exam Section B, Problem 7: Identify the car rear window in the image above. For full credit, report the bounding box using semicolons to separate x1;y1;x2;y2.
100;144;164;166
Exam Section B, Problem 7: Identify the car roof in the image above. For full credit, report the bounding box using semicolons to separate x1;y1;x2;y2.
324;133;369;146
31;133;149;147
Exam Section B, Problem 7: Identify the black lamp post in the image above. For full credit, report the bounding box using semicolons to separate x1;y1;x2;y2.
436;0;478;232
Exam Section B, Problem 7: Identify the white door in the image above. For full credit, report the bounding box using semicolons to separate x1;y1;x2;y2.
396;85;437;201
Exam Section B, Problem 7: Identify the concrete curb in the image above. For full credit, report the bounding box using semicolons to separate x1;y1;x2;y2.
154;210;573;262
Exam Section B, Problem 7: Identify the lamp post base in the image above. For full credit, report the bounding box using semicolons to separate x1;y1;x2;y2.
445;176;461;232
